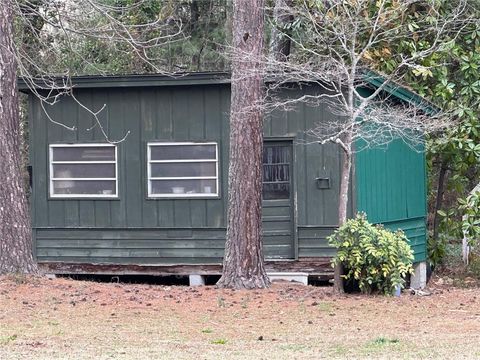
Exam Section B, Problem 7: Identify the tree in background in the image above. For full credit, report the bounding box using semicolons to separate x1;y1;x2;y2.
262;0;465;292
15;0;232;76
269;0;294;62
217;0;270;289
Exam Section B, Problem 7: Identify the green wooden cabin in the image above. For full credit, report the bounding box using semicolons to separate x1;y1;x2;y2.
21;72;428;280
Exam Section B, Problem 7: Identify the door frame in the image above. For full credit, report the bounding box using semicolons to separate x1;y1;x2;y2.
263;137;298;260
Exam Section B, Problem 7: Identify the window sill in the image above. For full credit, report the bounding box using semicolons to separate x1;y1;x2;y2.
48;195;121;201
146;194;221;200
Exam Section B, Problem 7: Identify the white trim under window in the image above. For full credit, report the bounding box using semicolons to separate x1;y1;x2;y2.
147;142;219;198
49;143;118;198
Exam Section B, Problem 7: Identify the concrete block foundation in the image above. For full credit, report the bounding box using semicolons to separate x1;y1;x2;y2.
410;261;427;289
189;274;206;286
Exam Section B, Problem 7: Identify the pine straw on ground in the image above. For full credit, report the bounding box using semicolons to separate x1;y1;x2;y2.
0;275;479;359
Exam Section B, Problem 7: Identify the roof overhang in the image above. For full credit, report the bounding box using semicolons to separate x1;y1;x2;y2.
361;70;440;115
19;70;440;116
17;71;231;92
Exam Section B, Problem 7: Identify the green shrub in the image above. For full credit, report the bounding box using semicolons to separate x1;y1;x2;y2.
328;213;414;294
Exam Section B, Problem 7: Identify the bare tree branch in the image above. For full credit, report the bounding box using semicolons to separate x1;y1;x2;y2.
256;0;469;292
9;0;189;142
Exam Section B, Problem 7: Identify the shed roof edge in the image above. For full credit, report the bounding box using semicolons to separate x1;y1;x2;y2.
18;72;231;92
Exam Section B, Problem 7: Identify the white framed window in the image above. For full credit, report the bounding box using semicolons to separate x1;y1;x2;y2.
147;142;219;198
49;144;118;198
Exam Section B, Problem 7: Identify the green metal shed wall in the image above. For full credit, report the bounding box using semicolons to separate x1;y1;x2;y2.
355;139;427;262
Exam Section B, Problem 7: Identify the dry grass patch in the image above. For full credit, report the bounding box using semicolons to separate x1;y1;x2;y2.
0;276;479;359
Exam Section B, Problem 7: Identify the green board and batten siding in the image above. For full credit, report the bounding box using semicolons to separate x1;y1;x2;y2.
29;78;352;266
355;141;427;262
31;85;230;264
265;87;353;259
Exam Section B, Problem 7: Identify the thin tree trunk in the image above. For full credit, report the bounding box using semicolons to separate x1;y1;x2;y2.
432;159;448;245
338;151;352;226
189;0;200;32
0;0;38;274
334;134;353;294
224;0;233;45
269;0;293;61
217;0;270;289
462;214;471;266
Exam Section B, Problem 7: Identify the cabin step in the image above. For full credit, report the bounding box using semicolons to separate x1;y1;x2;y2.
188;272;308;286
267;272;308;285
189;274;206;286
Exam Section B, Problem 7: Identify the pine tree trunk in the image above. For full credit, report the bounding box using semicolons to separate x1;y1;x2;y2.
217;0;270;289
0;1;38;274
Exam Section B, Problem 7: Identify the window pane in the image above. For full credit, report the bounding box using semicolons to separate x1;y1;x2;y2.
53;164;115;178
263;145;290;164
52;146;115;161
263;145;290;199
263;164;289;183
151;179;217;195
263;183;290;200
52;180;116;195
150;145;216;161
150;162;216;178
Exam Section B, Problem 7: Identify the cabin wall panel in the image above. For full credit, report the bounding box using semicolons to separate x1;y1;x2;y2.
30;82;354;264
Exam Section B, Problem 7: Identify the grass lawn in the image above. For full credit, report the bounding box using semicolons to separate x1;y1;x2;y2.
1;275;479;359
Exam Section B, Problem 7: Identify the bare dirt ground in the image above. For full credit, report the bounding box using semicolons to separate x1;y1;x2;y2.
1;275;479;360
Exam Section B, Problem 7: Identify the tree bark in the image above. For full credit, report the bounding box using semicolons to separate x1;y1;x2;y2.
0;0;38;274
333;134;353;294
217;0;270;289
269;0;293;62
